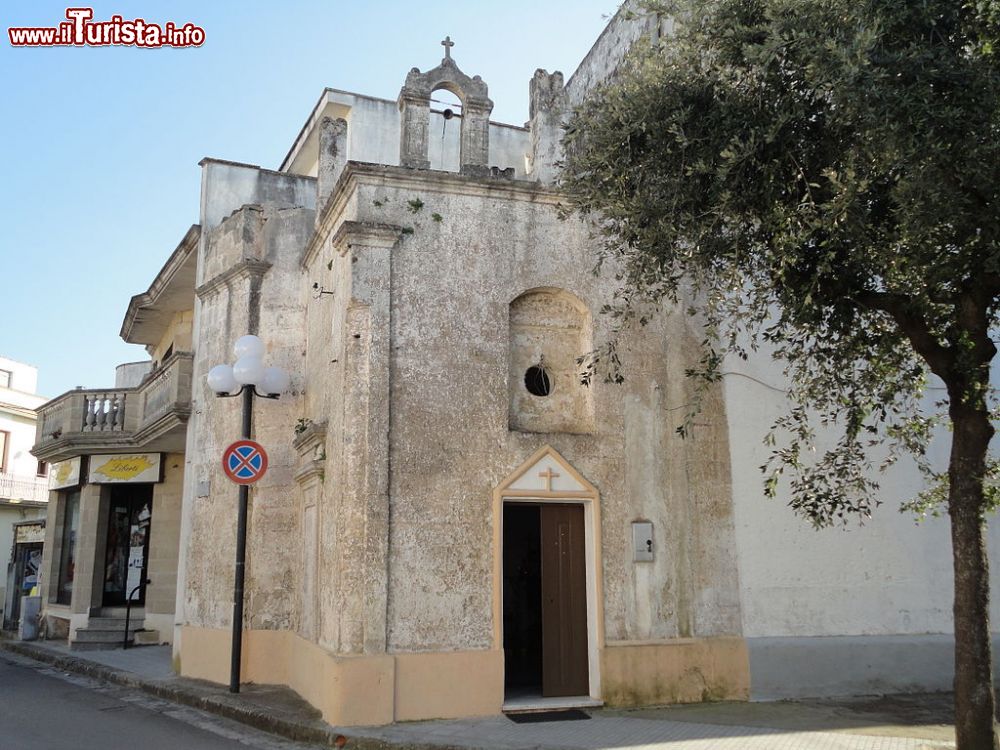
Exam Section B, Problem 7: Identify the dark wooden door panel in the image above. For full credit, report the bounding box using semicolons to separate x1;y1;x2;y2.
540;504;589;697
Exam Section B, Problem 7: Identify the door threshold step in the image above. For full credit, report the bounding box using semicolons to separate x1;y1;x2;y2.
502;696;603;714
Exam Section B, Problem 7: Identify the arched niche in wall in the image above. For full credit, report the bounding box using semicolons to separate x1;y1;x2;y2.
508;287;595;434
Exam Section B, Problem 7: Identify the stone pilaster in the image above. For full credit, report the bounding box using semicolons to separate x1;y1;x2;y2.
71;480;106;616
331;222;402;655
317;117;348;220
528;69;568;185
460;100;492;176
40;491;61;606
398;86;431;169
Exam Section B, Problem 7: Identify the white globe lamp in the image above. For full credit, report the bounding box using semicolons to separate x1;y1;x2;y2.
232;355;265;386
234;334;265;360
259;367;291;396
206;364;238;395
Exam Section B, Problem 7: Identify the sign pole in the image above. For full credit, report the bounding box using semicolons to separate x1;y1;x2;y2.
230;385;254;694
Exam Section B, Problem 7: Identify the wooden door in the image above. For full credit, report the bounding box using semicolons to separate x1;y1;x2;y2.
540;504;589;697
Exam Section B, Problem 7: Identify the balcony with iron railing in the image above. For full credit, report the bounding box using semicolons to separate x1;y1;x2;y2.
33;352;193;463
0;472;48;504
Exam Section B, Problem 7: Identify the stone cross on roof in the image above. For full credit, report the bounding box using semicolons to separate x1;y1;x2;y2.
441;36;454;60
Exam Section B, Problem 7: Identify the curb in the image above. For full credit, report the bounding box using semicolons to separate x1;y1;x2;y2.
0;640;467;750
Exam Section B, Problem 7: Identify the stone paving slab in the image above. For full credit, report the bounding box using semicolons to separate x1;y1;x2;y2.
34;641;177;679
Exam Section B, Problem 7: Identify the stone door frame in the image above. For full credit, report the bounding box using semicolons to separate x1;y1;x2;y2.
491;445;604;702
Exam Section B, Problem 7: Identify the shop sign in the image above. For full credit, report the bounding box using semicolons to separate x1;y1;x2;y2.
49;457;82;490
15;523;45;545
88;454;162;484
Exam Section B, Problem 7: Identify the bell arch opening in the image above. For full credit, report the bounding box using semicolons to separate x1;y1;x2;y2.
428;87;463;172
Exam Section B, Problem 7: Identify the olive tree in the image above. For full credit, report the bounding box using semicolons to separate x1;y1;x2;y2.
561;1;1000;747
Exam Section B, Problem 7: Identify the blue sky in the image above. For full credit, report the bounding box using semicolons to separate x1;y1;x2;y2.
1;1;616;397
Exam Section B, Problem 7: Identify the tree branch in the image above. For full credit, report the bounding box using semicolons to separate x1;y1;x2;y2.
854;290;954;377
974;272;1000;305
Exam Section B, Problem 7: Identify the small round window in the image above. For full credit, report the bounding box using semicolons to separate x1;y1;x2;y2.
524;366;552;397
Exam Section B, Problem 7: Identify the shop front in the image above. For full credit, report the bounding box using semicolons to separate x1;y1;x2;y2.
38;453;183;648
3;518;45;631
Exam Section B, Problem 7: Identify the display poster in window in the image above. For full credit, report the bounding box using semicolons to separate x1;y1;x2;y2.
126;504;151;599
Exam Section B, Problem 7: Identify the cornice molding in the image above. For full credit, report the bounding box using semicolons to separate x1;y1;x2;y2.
331;221;405;257
301;161;563;269
195;259;273;300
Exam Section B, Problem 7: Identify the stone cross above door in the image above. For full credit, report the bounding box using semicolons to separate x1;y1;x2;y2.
538;467;561;492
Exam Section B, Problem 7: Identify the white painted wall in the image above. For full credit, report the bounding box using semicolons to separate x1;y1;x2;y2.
0;357;47;479
0;357;48;619
283;90;530;179
198;160;317;240
566;0;1000;676
724;347;1000;638
114;360;152;388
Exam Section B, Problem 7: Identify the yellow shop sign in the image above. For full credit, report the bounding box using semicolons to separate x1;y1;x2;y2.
88;454;162;484
49;457;82;490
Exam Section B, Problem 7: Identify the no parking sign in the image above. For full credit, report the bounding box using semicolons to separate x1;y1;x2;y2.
222;440;268;485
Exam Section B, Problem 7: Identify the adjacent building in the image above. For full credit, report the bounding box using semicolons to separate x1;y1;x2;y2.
0;357;49;627
31;228;196;648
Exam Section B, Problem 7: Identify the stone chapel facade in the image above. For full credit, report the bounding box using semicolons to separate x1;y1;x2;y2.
175;40;746;724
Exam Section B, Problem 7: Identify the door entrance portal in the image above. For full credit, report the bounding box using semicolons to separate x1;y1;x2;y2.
102;485;153;607
503;502;589;699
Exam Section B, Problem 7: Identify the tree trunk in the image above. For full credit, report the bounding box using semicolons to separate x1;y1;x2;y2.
948;401;999;750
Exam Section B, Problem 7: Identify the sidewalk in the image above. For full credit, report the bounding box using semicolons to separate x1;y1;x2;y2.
0;638;956;750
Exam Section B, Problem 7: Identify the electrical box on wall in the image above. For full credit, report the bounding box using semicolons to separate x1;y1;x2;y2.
632;521;654;562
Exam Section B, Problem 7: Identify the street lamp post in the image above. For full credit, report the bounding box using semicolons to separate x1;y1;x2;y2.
206;335;290;694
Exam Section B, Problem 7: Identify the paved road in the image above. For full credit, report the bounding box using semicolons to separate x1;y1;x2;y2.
0;651;317;750
356;714;952;750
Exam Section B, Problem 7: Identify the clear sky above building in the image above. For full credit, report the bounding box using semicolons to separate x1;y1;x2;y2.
1;1;616;398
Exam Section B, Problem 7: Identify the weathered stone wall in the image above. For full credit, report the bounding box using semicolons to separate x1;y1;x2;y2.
300;219;349;651
564;0;671;108
304;164;744;655
178;162;314;639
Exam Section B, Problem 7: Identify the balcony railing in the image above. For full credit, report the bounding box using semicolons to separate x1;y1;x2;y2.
0;472;49;504
34;352;193;460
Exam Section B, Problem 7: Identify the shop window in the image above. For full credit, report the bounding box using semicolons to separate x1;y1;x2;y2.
56;491;81;605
